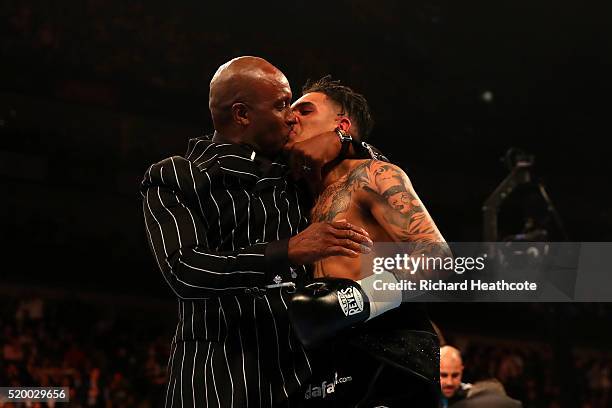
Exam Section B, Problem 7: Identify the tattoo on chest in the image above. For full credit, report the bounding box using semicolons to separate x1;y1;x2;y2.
312;160;440;244
311;182;350;222
311;161;370;222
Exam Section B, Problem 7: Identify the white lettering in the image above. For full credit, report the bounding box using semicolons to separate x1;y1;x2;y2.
373;257;385;274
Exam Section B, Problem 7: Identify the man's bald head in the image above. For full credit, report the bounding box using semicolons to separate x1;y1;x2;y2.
441;345;463;365
207;56;295;157
440;345;465;398
209;56;288;127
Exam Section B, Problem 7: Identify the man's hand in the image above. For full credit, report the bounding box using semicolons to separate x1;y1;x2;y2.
285;131;342;182
287;220;372;265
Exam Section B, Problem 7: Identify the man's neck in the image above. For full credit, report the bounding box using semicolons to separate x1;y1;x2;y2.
212;130;278;160
211;130;233;144
320;160;355;190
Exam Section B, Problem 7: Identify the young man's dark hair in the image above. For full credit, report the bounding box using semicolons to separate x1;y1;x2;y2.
302;75;374;140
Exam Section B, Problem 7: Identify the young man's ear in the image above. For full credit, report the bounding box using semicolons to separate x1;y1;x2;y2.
338;117;353;134
232;103;249;126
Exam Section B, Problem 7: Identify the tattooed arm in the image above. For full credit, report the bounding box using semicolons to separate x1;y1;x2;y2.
364;161;442;242
361;161;452;276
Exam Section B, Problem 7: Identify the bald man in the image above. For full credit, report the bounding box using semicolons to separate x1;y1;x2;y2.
142;56;381;407
208;57;294;157
440;346;472;407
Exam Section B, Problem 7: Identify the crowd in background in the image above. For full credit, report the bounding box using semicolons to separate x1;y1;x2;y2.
0;1;342;96
0;296;170;407
1;295;610;407
3;0;211;92
459;343;611;408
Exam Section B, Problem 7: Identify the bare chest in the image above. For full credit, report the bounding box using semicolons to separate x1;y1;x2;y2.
311;178;355;223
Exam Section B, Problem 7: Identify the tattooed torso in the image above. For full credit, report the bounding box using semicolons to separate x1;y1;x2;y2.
310;159;446;280
311;161;370;223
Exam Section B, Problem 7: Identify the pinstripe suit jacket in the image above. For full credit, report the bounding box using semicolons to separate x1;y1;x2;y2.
142;136;313;408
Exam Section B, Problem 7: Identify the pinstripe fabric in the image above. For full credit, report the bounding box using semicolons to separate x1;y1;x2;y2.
142;137;312;408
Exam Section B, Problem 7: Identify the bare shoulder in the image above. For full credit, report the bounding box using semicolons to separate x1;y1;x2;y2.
342;160;411;194
367;160;411;184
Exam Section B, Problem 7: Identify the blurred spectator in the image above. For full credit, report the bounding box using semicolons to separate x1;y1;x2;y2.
452;379;522;408
440;345;472;407
0;295;171;406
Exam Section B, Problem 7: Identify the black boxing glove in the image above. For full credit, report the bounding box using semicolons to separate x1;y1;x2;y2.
288;278;369;349
288;272;402;349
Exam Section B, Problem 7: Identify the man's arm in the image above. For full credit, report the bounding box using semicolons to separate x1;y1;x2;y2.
364;161;444;242
142;156;372;299
363;160;452;276
142;156;282;299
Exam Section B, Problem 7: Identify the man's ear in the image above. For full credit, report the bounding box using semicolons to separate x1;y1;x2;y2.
338;117;352;134
232;103;249;126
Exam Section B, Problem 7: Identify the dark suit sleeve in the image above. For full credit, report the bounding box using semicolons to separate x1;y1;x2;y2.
141;156;288;299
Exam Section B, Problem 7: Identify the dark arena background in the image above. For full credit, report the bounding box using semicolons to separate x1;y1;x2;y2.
1;1;611;407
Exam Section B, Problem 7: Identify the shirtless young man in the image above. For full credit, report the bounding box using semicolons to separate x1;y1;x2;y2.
308;147;444;280
287;76;449;338
287;76;448;407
